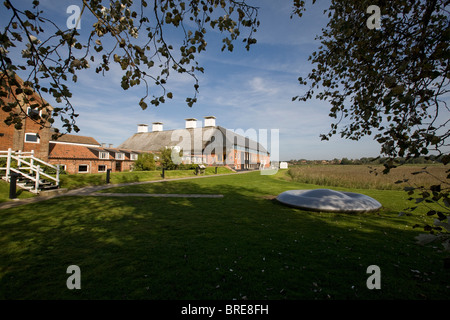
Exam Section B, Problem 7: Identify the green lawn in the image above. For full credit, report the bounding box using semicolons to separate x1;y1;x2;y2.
0;170;448;299
59;166;234;190
0;180;35;203
0;167;231;201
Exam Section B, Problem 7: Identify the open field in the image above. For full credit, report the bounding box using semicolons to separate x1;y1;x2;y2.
0;169;448;300
287;164;448;190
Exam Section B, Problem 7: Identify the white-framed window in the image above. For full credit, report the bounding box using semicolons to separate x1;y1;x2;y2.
99;151;109;159
98;165;107;172
24;133;40;143
27;107;42;119
78;165;89;173
115;153;125;160
130;153;138;161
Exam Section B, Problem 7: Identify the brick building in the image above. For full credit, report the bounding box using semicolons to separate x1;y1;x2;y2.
1;74;271;174
119;117;271;170
48;135;139;174
0;73;139;174
0;73;52;161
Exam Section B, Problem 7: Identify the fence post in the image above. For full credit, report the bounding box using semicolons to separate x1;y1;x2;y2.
56;164;60;187
161;167;165;179
9;172;18;199
6;148;11;181
17;149;21;168
30;150;34;175
35;165;40;192
106;169;111;183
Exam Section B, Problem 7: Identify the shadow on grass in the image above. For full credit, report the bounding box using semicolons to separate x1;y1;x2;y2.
0;178;449;300
58;169;235;190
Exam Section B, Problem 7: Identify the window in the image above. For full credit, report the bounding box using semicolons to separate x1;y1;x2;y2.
58;164;66;171
78;165;88;173
115;153;125;160
130;153;138;161
99;151;109;159
27;107;41;119
98;165;107;172
24;133;39;143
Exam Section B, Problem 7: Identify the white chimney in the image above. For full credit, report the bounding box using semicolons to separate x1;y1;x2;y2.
152;122;163;132
137;124;148;133
204;116;216;127
185;118;198;129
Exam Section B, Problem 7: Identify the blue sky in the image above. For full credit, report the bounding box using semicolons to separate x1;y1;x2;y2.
2;0;389;160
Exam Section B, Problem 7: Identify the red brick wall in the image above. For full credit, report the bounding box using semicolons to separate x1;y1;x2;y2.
0;76;52;161
0;107;16;151
48;159;136;174
20;115;51;161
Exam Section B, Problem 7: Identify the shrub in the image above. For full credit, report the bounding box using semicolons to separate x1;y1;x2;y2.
133;153;156;171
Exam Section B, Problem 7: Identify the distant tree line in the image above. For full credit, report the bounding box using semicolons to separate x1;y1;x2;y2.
288;155;446;166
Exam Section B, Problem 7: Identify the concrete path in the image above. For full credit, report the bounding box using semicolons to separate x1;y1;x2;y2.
0;171;252;210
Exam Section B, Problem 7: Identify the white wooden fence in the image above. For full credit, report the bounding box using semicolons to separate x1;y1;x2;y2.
0;148;59;193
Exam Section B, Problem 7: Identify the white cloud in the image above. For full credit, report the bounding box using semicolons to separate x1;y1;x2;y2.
4;0;386;160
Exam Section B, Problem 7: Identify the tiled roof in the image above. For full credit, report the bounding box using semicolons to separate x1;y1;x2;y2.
118;126;270;154
48;143;98;159
102;147;140;154
51;134;100;146
49;144;140;160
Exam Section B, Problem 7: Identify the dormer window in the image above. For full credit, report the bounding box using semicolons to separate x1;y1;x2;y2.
115;152;125;160
130;153;138;161
99;151;109;159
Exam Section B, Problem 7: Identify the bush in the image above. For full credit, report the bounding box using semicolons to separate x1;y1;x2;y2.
133;153;156;171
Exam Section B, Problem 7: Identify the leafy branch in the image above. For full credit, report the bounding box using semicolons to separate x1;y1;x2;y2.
0;0;261;135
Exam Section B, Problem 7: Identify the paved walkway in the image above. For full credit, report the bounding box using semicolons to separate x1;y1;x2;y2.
0;171;251;210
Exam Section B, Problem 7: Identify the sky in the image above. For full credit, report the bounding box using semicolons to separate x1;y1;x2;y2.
1;0;402;160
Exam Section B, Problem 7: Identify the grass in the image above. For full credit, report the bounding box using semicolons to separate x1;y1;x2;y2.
0;170;449;300
287;164;448;190
59;166;234;190
0;180;36;203
0;167;232;202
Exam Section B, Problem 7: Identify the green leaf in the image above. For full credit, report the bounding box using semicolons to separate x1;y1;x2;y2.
139;99;147;110
24;10;36;20
442;155;450;165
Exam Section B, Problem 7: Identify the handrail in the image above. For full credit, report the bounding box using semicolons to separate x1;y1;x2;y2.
9;167;36;183
1;148;59;192
25;156;57;170
0;153;58;171
9;155;58;183
3;167;56;187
